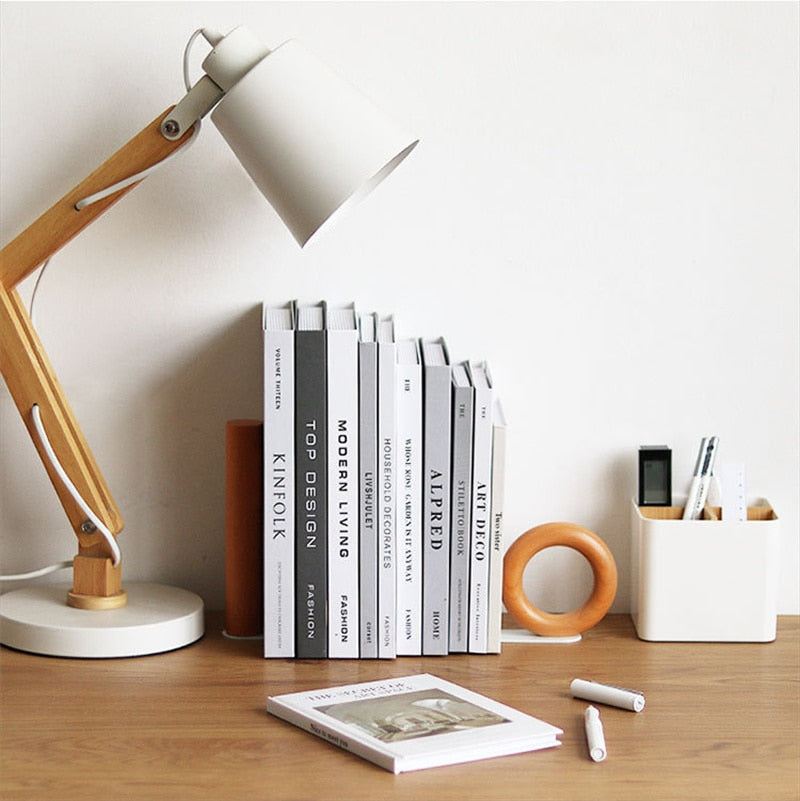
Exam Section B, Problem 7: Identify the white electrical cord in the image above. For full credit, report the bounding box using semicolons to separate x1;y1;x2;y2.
30;404;121;566
74;121;200;210
0;561;73;582
14;32;211;580
75;28;206;211
28;258;50;328
183;28;207;91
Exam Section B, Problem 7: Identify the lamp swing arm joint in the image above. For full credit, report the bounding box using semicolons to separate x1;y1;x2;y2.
161;25;272;141
161;76;224;140
79;24;266;206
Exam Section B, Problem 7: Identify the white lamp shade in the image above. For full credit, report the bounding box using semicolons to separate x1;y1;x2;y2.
211;40;418;246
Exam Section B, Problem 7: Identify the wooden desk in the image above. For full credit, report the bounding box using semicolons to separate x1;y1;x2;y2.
1;614;798;801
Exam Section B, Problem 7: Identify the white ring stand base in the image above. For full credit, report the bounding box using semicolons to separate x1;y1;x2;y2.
501;629;582;644
0;582;204;658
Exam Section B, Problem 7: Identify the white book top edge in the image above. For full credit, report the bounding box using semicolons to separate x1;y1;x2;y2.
470;362;491;389
359;312;377;342
297;304;324;330
396;338;420;363
452;362;471;387
327;304;357;331
420;338;448;366
376;316;395;343
263;303;295;330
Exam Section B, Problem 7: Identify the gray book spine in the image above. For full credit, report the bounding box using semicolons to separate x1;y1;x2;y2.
358;317;379;658
448;366;474;653
421;339;452;655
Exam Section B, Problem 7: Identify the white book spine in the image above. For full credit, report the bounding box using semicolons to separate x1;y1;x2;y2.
486;400;507;653
468;364;493;653
395;339;423;655
327;307;360;658
376;321;397;659
264;304;295;658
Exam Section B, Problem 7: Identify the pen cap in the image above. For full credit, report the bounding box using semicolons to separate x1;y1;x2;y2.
571;678;645;712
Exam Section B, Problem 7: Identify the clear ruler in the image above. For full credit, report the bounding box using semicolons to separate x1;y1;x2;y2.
720;461;747;521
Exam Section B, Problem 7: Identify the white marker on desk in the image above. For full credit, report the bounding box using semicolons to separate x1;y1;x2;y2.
584;706;607;762
683;436;719;520
571;678;646;712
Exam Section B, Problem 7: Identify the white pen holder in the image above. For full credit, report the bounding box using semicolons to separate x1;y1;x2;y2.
630;498;780;642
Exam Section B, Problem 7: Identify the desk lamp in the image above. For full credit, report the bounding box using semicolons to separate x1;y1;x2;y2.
0;26;418;657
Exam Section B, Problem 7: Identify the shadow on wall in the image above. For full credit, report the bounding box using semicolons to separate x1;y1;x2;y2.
119;304;263;609
520;453;634;616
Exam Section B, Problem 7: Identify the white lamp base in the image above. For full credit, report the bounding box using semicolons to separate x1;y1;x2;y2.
0;582;204;658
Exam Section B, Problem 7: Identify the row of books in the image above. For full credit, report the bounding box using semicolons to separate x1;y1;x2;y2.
263;301;506;659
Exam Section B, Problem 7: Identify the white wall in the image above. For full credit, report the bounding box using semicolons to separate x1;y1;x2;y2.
1;1;798;615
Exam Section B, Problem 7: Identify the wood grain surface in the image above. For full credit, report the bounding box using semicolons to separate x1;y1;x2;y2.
1;614;797;801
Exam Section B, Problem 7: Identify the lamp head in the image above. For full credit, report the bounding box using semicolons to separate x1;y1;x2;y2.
164;26;418;246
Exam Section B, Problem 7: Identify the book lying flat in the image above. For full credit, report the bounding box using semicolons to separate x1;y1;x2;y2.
267;673;562;774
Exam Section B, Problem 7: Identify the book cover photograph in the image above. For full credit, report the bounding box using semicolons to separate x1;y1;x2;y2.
267;673;562;773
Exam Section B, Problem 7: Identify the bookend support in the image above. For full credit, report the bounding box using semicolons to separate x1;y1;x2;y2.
500;629;582;644
0;109;204;657
502;523;618;643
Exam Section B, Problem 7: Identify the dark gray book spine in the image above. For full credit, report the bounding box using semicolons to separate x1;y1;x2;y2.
295;327;328;658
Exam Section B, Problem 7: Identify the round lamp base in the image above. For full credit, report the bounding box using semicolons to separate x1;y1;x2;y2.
0;582;204;658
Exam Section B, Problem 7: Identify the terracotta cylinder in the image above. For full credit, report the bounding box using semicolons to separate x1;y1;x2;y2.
224;419;264;637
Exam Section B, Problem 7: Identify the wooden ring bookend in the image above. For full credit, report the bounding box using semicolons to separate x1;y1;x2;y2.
503;522;617;637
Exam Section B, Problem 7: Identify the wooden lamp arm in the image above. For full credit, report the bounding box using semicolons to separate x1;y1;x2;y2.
1;109;194;288
0;109;196;605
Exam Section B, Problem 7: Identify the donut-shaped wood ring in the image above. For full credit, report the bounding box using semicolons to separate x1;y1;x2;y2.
503;522;618;637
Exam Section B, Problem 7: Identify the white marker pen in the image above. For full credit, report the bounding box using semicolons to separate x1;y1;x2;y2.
683;436;719;520
584;706;607;762
570;678;646;712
